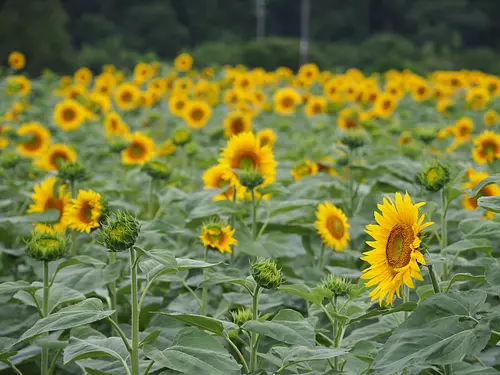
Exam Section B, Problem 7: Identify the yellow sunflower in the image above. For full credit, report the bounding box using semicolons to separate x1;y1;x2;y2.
298;63;320;84
454;117;474;142
8;51;26;71
35;144;77;171
74;67;93;87
65;190;104;233
472;131;500;165
484;109;499;126
304;96;327;117
199;223;237;254
203;164;243;201
219;132;277;191
27;176;70;233
291;160;319;181
158;139;176;157
374;94;397;118
273;88;301;115
168;94;189;117
104;112;130;137
121;132;155;165
114;83;139;111
256;128;277;148
6;76;31;97
224;111;252;138
174;53;194;72
361;192;433;305
337;108;359;130
182;100;212;129
133;62;153;84
0;125;10;149
462;169;500;219
53;99;86;131
315;202;350;251
16;122;51;158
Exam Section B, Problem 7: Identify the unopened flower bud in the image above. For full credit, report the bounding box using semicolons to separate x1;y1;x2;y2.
231;308;253;326
340;130;367;150
251;258;283;290
142;160;170;180
57;161;89;184
416;162;450;192
26;231;68;262
239;169;265;190
321;274;353;297
100;210;140;252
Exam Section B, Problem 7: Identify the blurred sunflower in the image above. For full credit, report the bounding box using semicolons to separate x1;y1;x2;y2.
337;108;359;129
88;92;111;115
304;96;327;117
114;83;139;111
361;192;433;305
168;94;189;117
484;109;499;126
374;94;396;118
315;202;349;251
454;117;474;142
472;131;500;165
466;87;490;110
53;99;86;131
273;88;301;115
35;144;77;171
16;122;51;158
158;139;176;157
203;164;243;201
8;51;26;71
133;62;153;84
174;53;193;72
74;67;93;87
256;128;277;148
6;76;31;96
0;125;10;149
199;222;237;254
224;111;252;138
291;160;319;180
462;169;499;219
183;100;212;129
298;63;320;84
121;132;155;165
104;112;130;137
65;190;104;233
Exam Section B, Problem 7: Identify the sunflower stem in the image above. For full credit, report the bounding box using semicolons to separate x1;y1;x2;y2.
108;251;118;330
41;260;50;375
200;247;209;315
129;248;140;375
250;286;261;372
440;189;449;280
428;264;441;294
251;189;258;240
318;242;326;271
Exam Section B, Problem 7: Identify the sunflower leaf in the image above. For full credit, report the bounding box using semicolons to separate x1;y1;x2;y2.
477;196;500;213
469;174;500;197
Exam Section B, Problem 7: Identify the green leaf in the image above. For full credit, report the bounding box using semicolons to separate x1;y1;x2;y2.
139;330;160;348
446;273;486;292
197;275;246;289
279;284;328;305
477;196;500;213
349;302;418;324
442;239;492;255
242;309;315;347
14;283;85;313
51;256;107;285
459;218;500;239
486;263;500;292
63;337;129;365
469;174;500;197
0;209;60;224
272;346;348;366
152;312;237;336
372;291;491;372
17;298;115;344
0;281;40;296
143;327;241;375
140;249;178;270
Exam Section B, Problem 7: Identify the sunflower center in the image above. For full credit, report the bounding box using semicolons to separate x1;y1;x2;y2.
231;118;245;134
44;197;64;219
238;154;257;170
281;96;294;108
50;151;70;168
129;141;146;159
260;137;270;146
191;109;204;121
78;201;93;224
417;86;426;95
482;141;498;156
345;118;357;128
386;223;414;268
23;133;42;150
63;108;76;121
382;100;391;110
207;227;222;242
425;168;440;184
175;100;185;110
326;216;345;239
458;125;470;137
121;91;133;102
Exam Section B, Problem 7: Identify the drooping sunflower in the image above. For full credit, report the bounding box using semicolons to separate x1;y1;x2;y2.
273;88;301;115
315;202;350;251
256;129;277;148
472;131;500;165
64;190;104;233
174;53;194;72
8;51;26;71
219;132;277;190
27;176;70;233
484;109;499;126
291;160;319;181
168;94;189;117
104;112;130;137
304;96;327;117
121;132;155;165
182;100;212;129
114;83;139;111
16;122;51;158
361;192;433;305
199;222;237;254
35;144;77;171
53;99;86;131
223;111;252;138
203;164;243;201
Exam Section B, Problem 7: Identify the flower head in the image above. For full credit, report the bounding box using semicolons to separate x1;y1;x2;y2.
100;210;141;252
199;219;237;254
26;231;68;262
251;258;283;289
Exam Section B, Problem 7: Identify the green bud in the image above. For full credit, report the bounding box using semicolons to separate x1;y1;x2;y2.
321;274;353;297
142;160;170;180
414;127;437;145
251;258;283;290
100;210;140;252
388;123;402;135
26;231;68;262
106;136;130;153
0;152;22;169
57;161;89;184
172;128;192;146
415;162;450;192
238;169;265;190
230;308;253;326
185;141;197;156
340;130;368;150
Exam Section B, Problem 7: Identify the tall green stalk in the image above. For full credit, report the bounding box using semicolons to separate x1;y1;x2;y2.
129;248;140;375
251;189;257;240
108;252;117;328
200;247;209;315
250;286;261;372
440;189;450;280
148;177;155;220
41;261;50;375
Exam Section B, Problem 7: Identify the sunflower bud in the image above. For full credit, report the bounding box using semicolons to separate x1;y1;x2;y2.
142;160;170;180
100;210;140;252
0;152;22;169
26;231;68;262
340;130;367;150
321;274;353;297
239;169;265;190
172;128;191;146
231;308;253;326
106;136;130;153
57;161;89;184
185;141;197;156
415;162;450;192
415;127;437;145
251;258;283;290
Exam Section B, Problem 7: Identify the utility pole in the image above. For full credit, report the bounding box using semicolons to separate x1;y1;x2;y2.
256;0;266;40
300;0;311;65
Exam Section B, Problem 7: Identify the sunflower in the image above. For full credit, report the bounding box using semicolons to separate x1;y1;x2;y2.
53;99;86;131
94;75;116;96
114;83;139;111
121;132;155;165
27;176;70;233
88;92;111;114
291;160;319;181
199;222;237;254
16;122;51;158
315;202;350;251
374;94;397;118
298;63;320;84
256;129;277;148
104;112;130;137
183;100;212;129
361;192;433;305
158;139;176;157
304;96;327;117
472;131;500;165
219;132;277;191
411;82;430;102
74;67;93;87
168;94;189;117
6;76;31;97
324;79;343;102
203;164;243;201
466;87;490;110
35;144;77;171
174;53;194;72
273;88;301;115
224;111;252;138
8;51;26;71
454;117;474;142
133;62;153;84
64;190;104;233
337;108;359;130
484;109;499;126
0;125;10;149
462;169;500;219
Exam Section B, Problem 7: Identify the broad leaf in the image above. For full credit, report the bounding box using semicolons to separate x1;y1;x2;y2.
469;174;500;197
272;346;348;366
63;336;129;364
152;312;237;336
477;196;500;213
0;281;39;296
442;239;492;255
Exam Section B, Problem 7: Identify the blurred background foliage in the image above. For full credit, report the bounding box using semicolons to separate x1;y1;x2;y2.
1;0;500;74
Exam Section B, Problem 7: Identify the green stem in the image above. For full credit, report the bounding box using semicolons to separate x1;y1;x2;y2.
148;177;155;220
6;360;24;375
143;360;155;375
441;189;449;280
428;264;441;294
403;286;409;320
182;281;202;306
129;248;140;375
108;252;118;329
70;181;77;256
444;365;453;375
230;189;237;263
107;318;132;353
318;243;326;270
224;335;250;373
47;349;62;375
251;189;257;240
200;247;209;315
250;286;261;372
41;261;50;375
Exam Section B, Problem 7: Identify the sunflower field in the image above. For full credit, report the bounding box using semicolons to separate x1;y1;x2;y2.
2;50;500;375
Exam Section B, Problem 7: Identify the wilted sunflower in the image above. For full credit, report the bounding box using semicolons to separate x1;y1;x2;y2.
304;96;327;117
256;129;277;148
65;190;104;233
484;109;499;126
361;192;433;305
199;221;237;254
104;111;130;137
203;164;243;201
174;53;193;72
168;94;189;117
291;160;319;181
35;144;77;171
315;202;350;251
16;122;51;158
219;132;277;191
472;131;500;165
27;176;70;233
114;83;139;111
273;88;301;115
121;132;155;165
224;111;252;138
183;100;212;129
53;99;86;131
8;51;26;71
